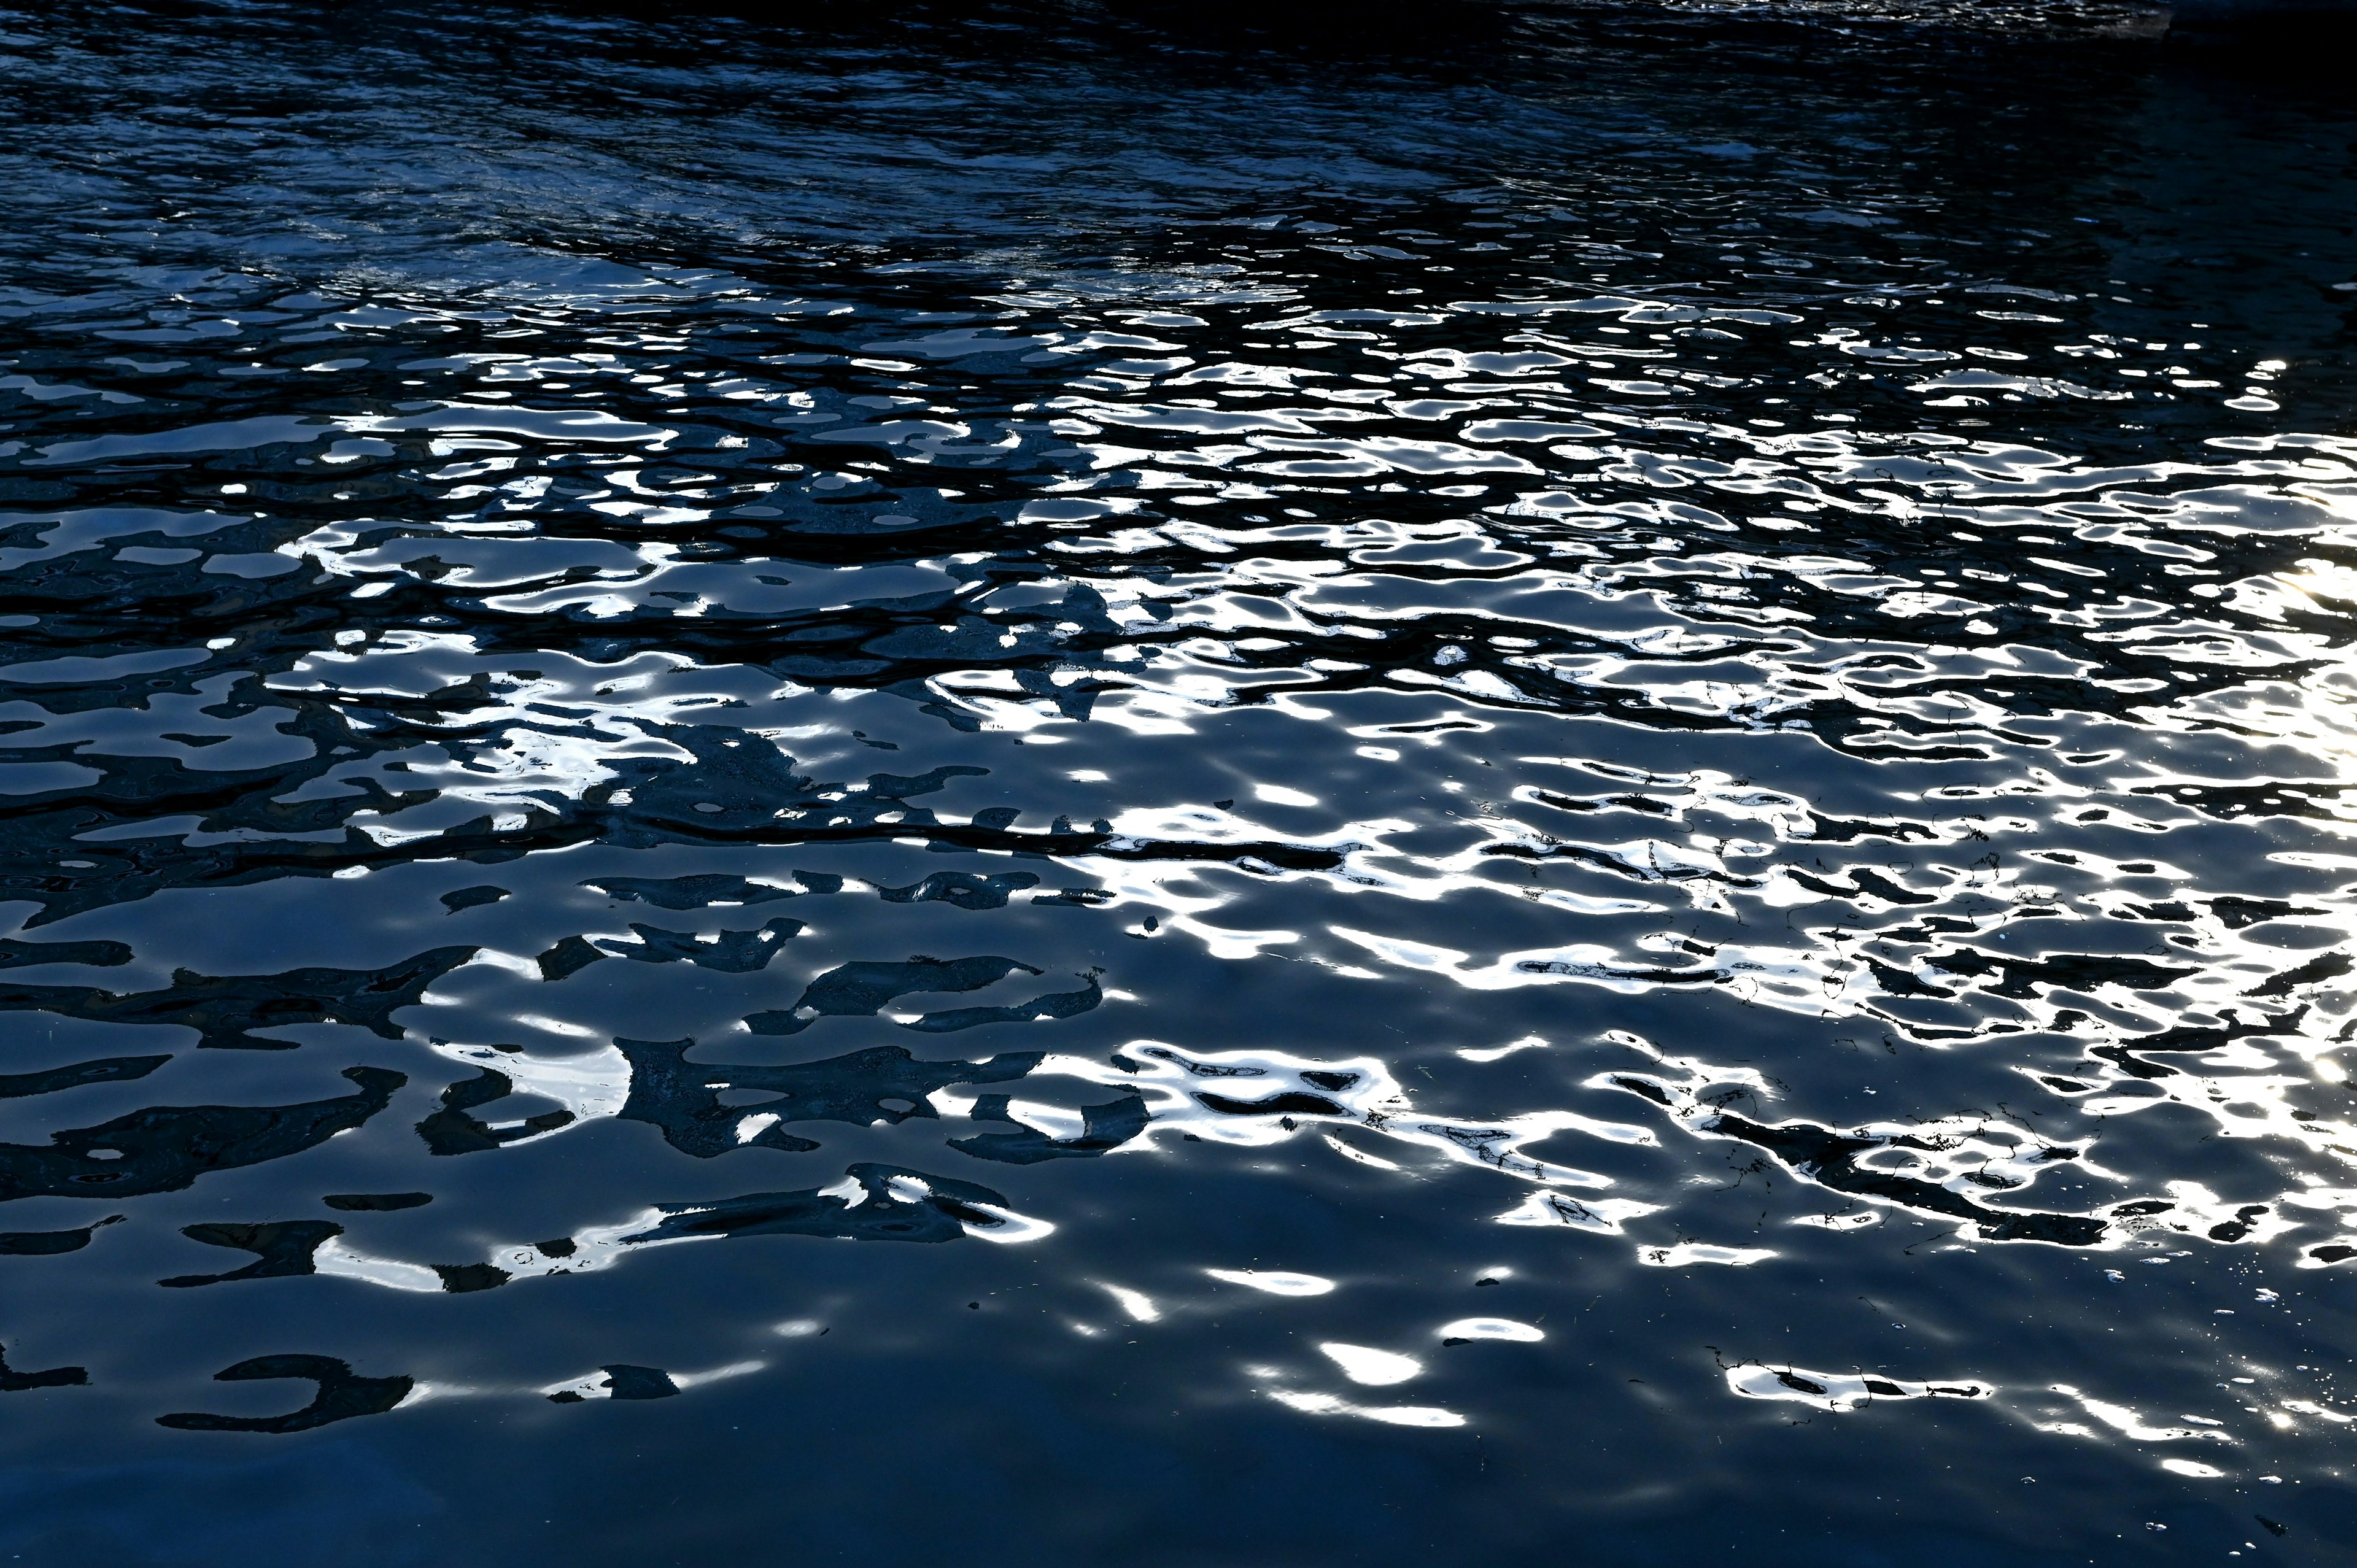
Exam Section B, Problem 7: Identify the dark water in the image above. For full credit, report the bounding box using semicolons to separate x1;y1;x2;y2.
1;1;2356;1561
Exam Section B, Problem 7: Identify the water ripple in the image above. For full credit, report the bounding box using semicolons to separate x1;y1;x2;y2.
0;1;2354;1561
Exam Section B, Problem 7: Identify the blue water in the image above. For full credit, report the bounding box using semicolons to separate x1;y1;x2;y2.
0;1;2355;1561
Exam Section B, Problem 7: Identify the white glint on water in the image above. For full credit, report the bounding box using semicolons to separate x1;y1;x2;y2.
1268;1389;1466;1428
1637;1243;1777;1267
1438;1318;1544;1343
1725;1365;1992;1413
1099;1284;1161;1323
1458;1034;1549;1063
1319;1343;1423;1386
1206;1269;1336;1297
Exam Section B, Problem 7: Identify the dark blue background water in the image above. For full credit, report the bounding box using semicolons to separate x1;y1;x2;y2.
1;1;2355;1561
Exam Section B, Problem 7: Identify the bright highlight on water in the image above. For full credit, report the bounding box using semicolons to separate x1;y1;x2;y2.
0;1;2350;1562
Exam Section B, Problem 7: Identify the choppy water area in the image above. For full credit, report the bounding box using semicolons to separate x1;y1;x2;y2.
1;0;2355;1560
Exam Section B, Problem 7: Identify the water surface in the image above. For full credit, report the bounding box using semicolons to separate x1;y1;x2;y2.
1;2;2356;1562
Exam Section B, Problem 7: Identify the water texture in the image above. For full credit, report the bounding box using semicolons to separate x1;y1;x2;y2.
0;2;2354;1561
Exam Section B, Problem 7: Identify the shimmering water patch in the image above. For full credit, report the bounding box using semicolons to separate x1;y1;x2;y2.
0;2;2352;1563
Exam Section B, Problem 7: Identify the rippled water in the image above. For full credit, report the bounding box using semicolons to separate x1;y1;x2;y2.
2;2;2356;1561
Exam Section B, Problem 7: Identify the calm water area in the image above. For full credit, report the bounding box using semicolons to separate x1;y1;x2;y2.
0;1;2354;1561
